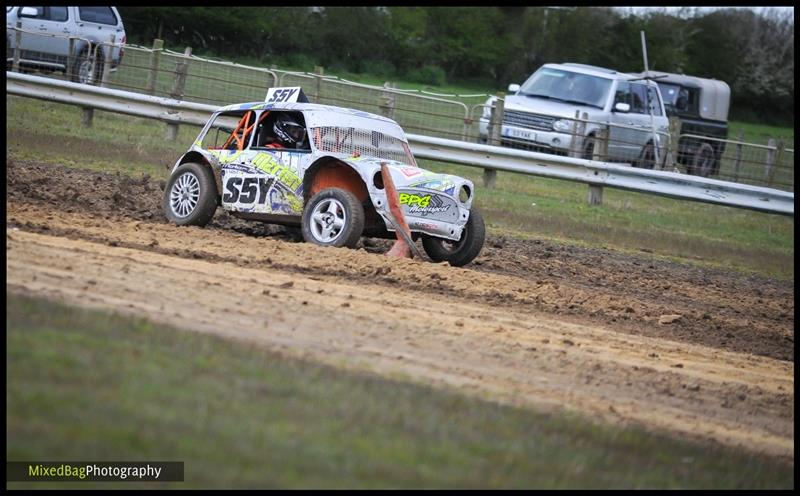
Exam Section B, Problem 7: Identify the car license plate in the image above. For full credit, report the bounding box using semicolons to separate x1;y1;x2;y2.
501;125;536;142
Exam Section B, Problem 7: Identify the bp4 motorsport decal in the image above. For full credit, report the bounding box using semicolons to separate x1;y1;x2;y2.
398;189;459;222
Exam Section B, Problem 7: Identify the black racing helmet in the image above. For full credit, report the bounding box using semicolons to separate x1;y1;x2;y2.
273;114;306;146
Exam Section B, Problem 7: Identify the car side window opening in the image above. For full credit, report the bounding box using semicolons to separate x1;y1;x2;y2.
77;6;117;25
614;81;631;108
199;112;251;150
221;111;265;151
254;111;309;151
47;6;68;21
630;84;648;114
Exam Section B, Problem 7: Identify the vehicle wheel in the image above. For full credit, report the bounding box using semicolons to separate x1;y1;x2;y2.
163;162;218;226
422;208;485;267
636;142;656;169
301;188;365;248
583;136;596;160
71;47;102;85
689;142;715;177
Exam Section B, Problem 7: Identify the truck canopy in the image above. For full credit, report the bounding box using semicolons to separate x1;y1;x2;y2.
632;71;730;122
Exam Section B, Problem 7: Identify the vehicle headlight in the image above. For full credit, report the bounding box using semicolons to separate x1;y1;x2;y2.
552;119;572;133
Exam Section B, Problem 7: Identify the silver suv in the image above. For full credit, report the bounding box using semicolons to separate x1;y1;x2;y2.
479;63;670;168
6;6;125;85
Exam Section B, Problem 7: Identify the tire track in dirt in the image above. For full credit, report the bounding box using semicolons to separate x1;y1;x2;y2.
6;158;794;362
6;228;794;460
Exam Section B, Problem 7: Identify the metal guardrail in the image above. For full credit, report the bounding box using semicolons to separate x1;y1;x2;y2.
6;71;794;216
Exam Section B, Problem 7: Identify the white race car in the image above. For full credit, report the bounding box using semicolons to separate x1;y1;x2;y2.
163;87;485;266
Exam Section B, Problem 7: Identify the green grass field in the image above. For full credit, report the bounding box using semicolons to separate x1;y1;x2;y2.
6;293;794;489
6;95;794;279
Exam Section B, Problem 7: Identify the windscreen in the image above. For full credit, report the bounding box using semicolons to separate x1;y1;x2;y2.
519;68;613;109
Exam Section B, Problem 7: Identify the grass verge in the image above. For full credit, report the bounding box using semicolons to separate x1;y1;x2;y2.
6;292;794;489
5;94;794;279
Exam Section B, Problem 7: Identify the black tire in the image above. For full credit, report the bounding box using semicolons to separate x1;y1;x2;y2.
636;142;656;169
301;188;365;248
163;162;218;226
422;207;485;267
689;142;715;177
71;47;102;85
583;136;596;160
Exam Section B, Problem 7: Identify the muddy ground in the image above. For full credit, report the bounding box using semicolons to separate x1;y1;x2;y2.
7;158;794;361
5;158;795;459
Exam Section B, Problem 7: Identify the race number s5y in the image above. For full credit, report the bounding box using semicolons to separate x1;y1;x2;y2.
223;175;275;204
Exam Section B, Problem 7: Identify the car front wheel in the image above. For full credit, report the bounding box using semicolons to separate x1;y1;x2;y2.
422;208;485;267
301;188;365;248
163;162;218;226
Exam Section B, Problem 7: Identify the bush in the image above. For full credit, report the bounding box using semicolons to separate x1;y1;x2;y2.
358;59;397;79
274;53;317;72
406;64;446;86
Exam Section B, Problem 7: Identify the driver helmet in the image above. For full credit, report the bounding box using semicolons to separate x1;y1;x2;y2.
273;114;306;146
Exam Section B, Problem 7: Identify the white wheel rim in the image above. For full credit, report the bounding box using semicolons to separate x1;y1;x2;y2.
310;198;346;243
78;59;94;84
169;171;201;218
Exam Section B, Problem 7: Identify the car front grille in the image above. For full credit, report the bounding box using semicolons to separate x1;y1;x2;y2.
502;110;556;131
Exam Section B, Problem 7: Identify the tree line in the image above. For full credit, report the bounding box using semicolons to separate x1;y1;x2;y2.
119;6;794;125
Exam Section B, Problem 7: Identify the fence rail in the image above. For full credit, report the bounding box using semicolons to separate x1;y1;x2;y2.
6;71;793;216
7;29;792;191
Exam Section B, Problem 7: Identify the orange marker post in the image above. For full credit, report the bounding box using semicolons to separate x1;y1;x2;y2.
381;163;414;259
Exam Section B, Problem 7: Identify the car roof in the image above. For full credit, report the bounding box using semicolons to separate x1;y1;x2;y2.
216;101;408;141
544;63;657;85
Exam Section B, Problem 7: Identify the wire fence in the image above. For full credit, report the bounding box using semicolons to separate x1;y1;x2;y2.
6;28;794;192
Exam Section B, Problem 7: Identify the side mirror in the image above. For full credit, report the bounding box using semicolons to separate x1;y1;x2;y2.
614;102;630;113
19;7;39;18
508;83;520;93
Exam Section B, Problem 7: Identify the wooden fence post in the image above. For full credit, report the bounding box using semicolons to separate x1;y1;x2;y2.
147;39;163;96
666;116;682;171
569;110;580;157
313;66;324;104
81;108;94;127
764;138;777;186
66;36;76;80
165;46;192;141
587;127;608;206
483;92;504;189
733;130;744;182
772;140;785;188
12;21;22;73
379;82;396;119
100;34;114;87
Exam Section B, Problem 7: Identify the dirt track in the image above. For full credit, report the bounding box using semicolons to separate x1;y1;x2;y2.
5;159;795;460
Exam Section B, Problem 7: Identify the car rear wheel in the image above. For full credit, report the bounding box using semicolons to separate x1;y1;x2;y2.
71;47;102;85
163;162;218;226
302;188;365;248
636;142;656;169
689;142;715;177
422;208;485;267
